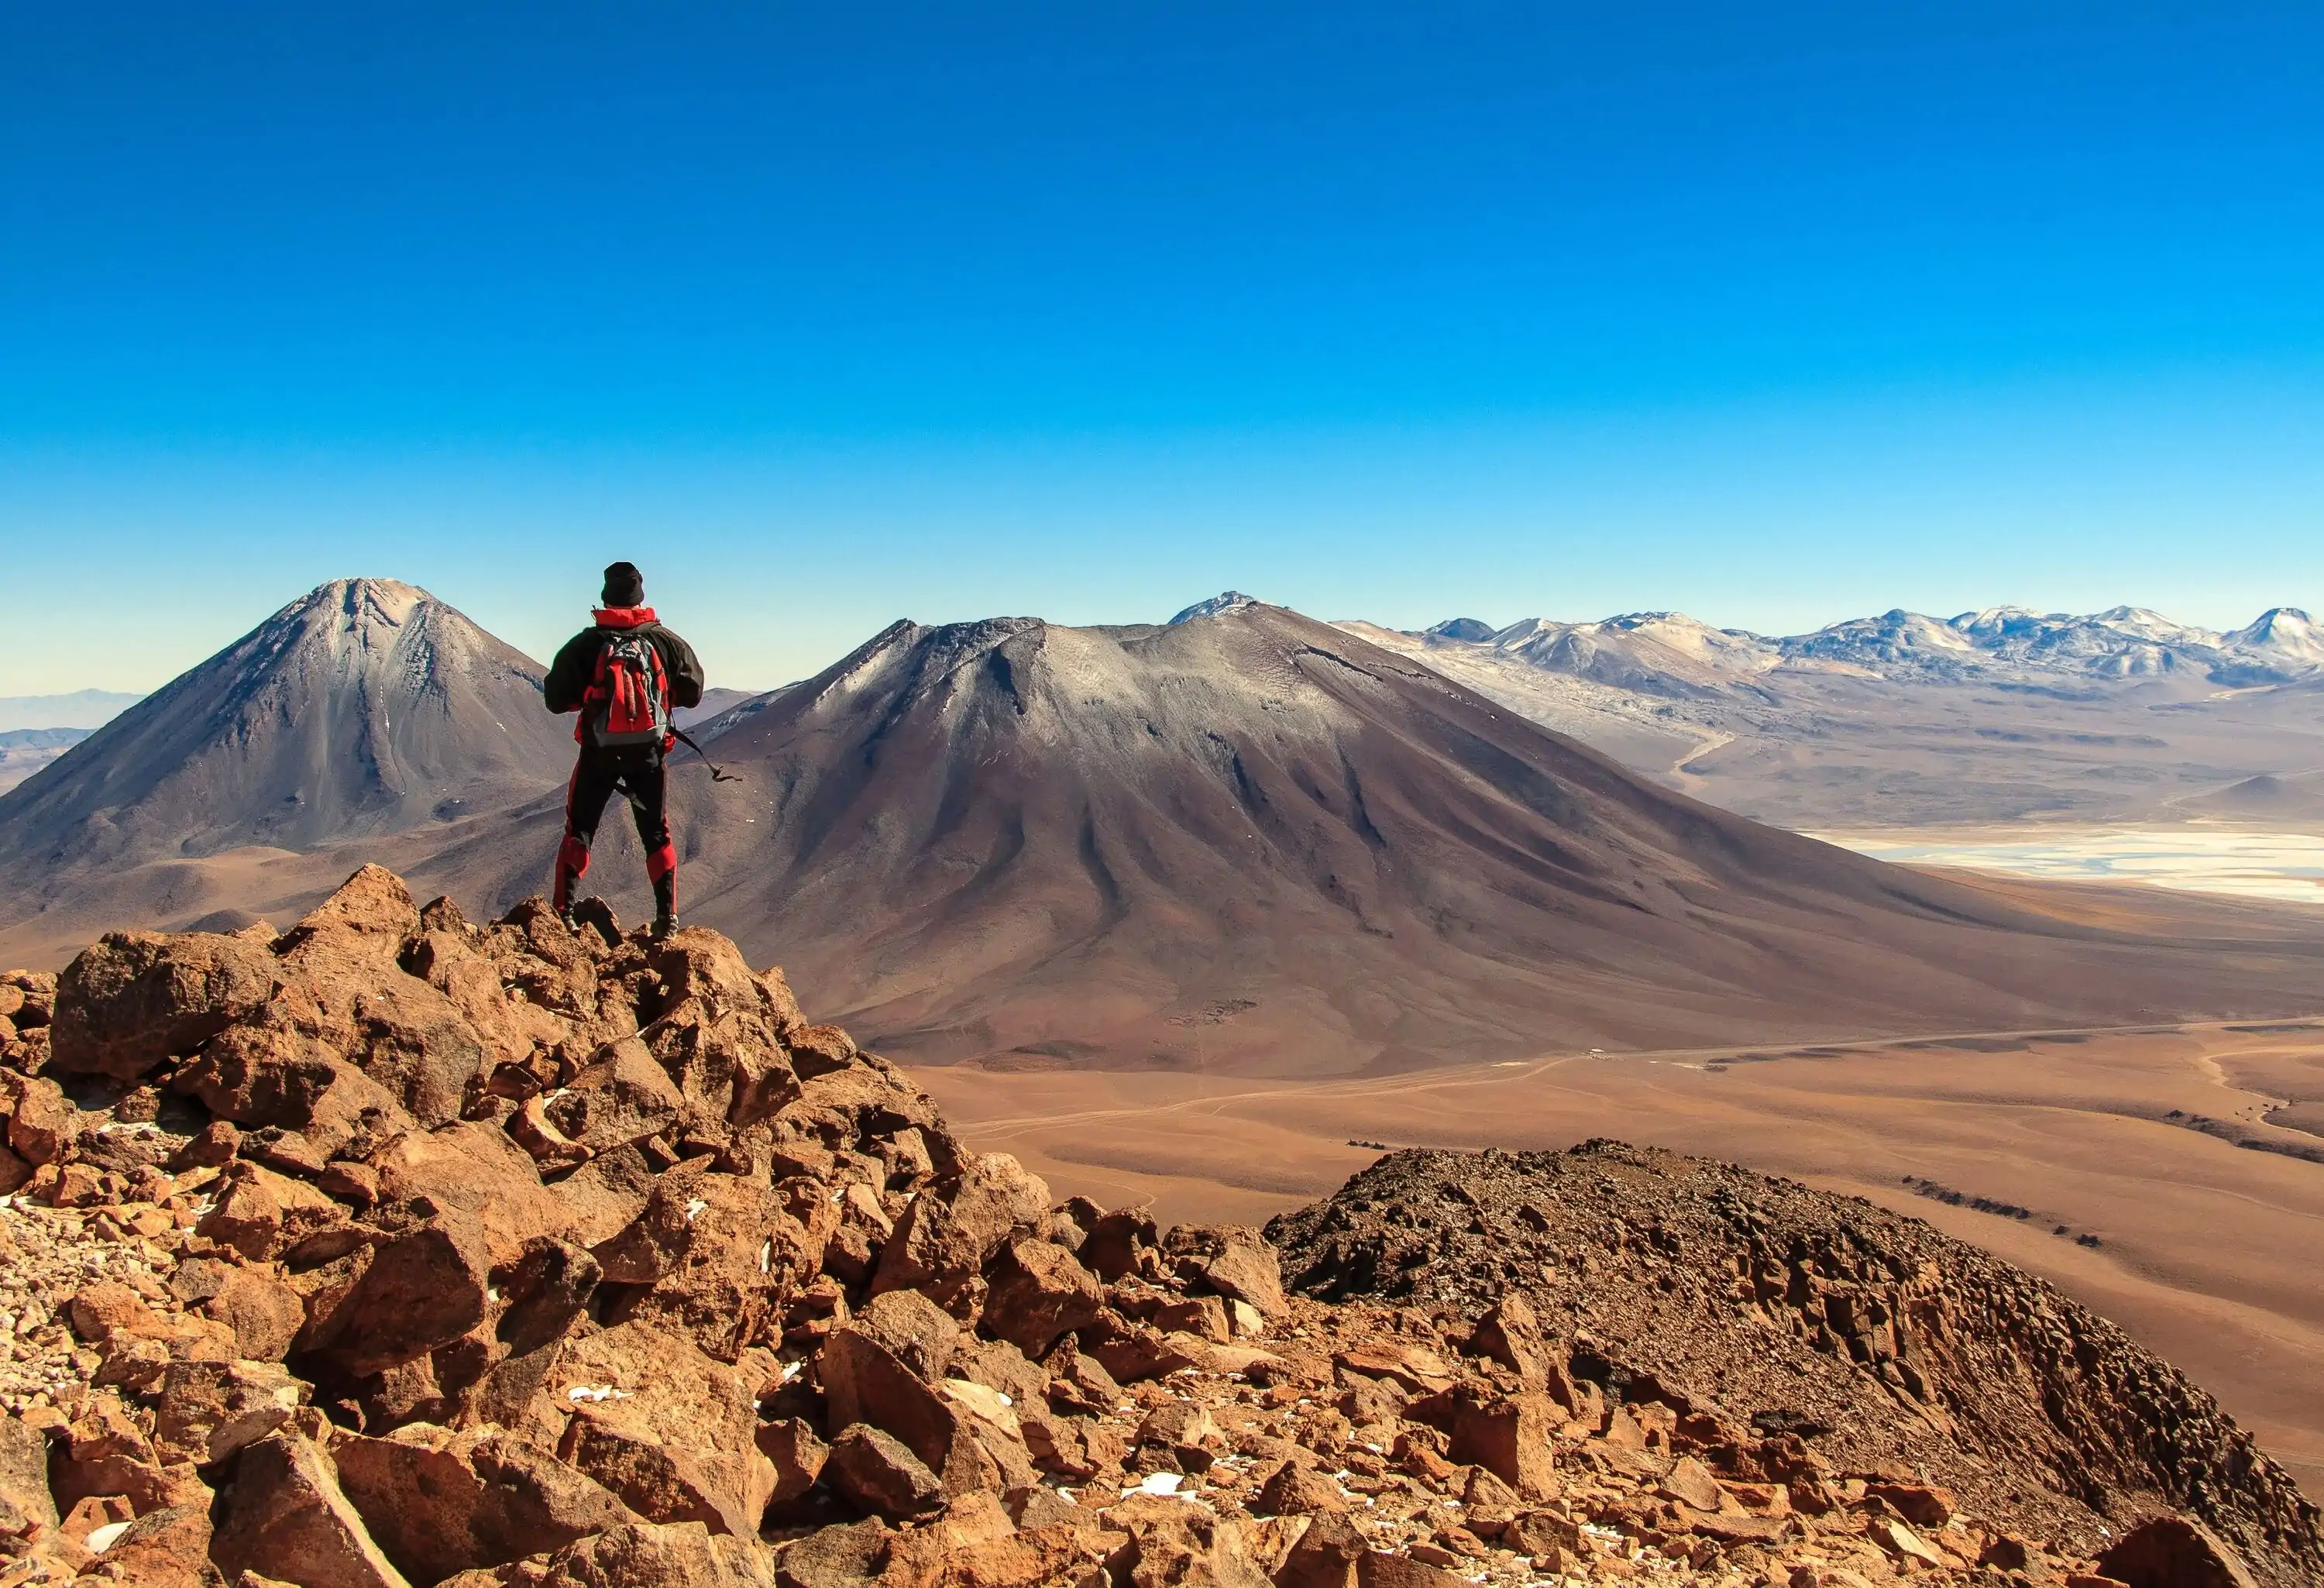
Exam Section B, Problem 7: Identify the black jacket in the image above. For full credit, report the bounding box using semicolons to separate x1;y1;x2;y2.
545;613;706;744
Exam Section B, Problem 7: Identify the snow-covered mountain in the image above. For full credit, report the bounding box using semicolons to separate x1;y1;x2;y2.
1401;604;2323;689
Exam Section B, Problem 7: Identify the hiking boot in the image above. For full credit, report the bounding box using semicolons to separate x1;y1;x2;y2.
650;873;677;940
650;910;679;941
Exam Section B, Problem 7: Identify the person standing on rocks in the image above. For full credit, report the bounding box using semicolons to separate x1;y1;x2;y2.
543;561;705;938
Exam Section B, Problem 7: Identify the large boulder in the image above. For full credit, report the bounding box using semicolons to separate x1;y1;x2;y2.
531;1520;779;1588
593;1160;829;1362
979;1236;1102;1359
211;1428;411;1588
332;1422;641;1584
2096;1515;2260;1588
548;1322;771;1538
50;930;279;1081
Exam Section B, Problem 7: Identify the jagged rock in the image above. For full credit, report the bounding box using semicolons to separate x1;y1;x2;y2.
1164;1225;1286;1318
1275;1511;1366;1588
946;1153;1052;1259
5;1072;74;1164
307;1207;492;1376
531;1520;779;1588
1257;1462;1349;1516
83;1502;222;1588
0;1411;58;1537
548;1322;770;1538
494;1235;602;1356
827;1423;946;1519
332;1421;642;1584
871;1192;986;1318
758;1418;830;1504
593;1158;826;1361
777;1518;892;1588
1355;1551;1464;1588
2098;1514;2260;1588
211;1428;411;1588
1408;1387;1556;1500
366;1119;579;1267
981;1236;1102;1359
1466;1292;1552;1390
541;1037;685;1158
1107;1491;1271;1588
170;1258;308;1362
152;1358;305;1465
50;930;279;1081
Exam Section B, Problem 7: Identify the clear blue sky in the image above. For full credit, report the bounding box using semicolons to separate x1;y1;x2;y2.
4;2;2321;692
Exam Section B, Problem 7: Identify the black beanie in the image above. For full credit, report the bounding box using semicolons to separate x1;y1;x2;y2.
602;562;645;607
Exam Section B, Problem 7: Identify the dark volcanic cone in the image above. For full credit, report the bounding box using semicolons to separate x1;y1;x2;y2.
493;602;2324;1073
0;579;571;873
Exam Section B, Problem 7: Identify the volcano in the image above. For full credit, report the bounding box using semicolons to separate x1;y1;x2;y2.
552;601;2324;1073
0;579;571;874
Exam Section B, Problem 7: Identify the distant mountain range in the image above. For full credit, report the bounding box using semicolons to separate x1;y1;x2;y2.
0;688;144;733
5;580;2324;1070
1406;605;2324;696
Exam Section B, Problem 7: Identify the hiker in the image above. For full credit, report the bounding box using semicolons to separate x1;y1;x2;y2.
544;561;705;938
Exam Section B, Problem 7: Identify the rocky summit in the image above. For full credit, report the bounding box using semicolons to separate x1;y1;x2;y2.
0;867;2312;1588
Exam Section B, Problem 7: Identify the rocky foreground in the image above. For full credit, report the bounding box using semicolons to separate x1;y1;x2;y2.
0;867;2312;1588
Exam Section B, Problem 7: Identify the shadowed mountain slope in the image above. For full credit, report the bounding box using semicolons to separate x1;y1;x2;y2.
478;602;2324;1074
0;579;572;874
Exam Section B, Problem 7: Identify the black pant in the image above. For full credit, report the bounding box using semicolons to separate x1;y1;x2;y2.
555;745;676;908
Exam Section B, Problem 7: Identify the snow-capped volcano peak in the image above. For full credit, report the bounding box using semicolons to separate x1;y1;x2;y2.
1168;591;1260;624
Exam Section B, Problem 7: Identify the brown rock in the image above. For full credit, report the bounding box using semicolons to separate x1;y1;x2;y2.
1865;1480;1954;1527
152;1358;305;1466
1078;1208;1159;1283
1332;1343;1452;1396
533;1520;779;1588
2095;1514;2261;1588
1275;1511;1365;1588
211;1429;411;1588
871;1193;987;1318
543;1037;686;1156
50;930;279;1081
982;1236;1103;1359
548;1322;769;1540
332;1421;641;1585
1437;1389;1556;1500
1087;1325;1207;1384
827;1422;945;1519
1164;1226;1285;1318
366;1120;579;1267
1466;1292;1553;1390
1257;1463;1349;1517
758;1418;830;1504
1355;1552;1464;1588
83;1502;222;1588
1658;1455;1721;1513
0;1411;58;1537
5;1073;74;1165
593;1160;824;1361
1153;1296;1232;1344
777;1517;892;1588
1502;1510;1581;1565
311;1209;491;1375
1108;1491;1272;1588
947;1153;1054;1260
168;1259;308;1363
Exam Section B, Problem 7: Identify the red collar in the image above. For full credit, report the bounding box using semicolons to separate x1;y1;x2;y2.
593;607;656;629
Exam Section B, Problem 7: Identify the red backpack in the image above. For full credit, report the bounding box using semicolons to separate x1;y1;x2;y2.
586;631;672;748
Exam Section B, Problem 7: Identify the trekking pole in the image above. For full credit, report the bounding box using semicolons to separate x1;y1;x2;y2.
670;725;739;782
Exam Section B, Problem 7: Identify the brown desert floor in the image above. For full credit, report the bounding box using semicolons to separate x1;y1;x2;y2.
913;1016;2324;1500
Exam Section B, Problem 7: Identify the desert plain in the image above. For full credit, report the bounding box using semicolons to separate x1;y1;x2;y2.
920;990;2324;1500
